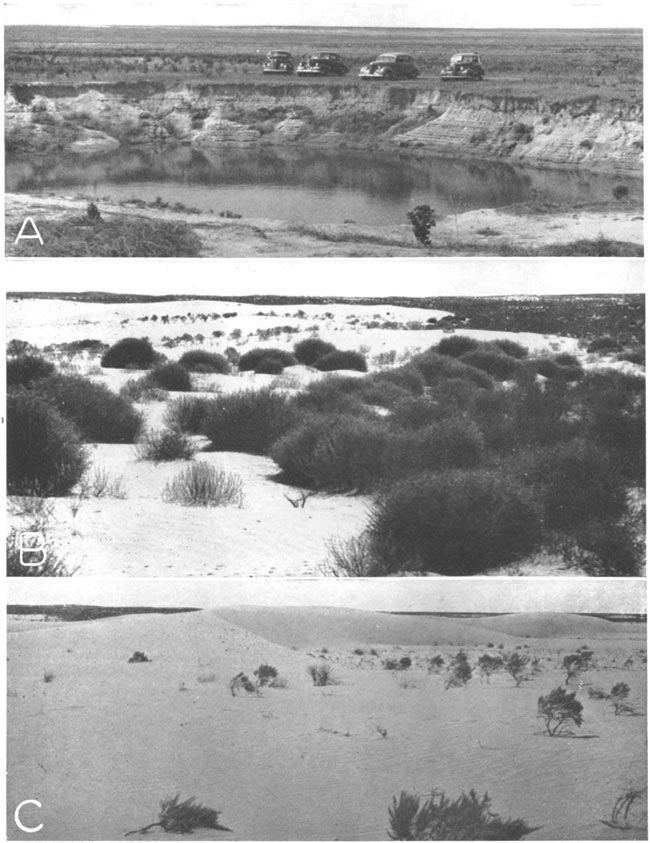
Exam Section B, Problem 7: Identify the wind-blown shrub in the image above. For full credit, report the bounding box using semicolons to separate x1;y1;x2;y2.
202;388;295;454
294;337;337;365
313;349;367;372
436;335;480;358
461;349;523;380
125;794;230;836
178;349;229;373
537;687;583;736
238;347;297;371
148;362;193;391
388;789;536;841
7;354;55;387
7;389;89;495
136;428;197;462
162;461;243;507
33;374;143;443
368;468;541;575
271;414;393;492
101;337;161;369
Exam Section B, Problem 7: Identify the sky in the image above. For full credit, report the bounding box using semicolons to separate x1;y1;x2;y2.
4;0;645;28
6;577;647;614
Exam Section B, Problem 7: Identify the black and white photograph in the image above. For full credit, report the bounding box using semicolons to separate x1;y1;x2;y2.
5;578;648;840
6;276;645;578
4;1;643;257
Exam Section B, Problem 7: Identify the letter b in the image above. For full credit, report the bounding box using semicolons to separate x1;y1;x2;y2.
19;532;47;567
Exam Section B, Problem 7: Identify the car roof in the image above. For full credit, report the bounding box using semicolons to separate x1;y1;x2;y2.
312;51;340;58
268;50;291;56
451;52;480;61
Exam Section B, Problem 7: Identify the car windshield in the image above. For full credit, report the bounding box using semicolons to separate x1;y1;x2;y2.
376;55;396;62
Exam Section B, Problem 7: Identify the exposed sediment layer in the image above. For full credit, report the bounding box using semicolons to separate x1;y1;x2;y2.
6;81;643;176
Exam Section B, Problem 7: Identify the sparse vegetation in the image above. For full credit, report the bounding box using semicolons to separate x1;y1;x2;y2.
308;663;336;686
163;461;243;507
136;428;197;462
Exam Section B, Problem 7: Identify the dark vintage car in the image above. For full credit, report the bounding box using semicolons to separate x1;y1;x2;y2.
296;52;349;77
262;50;294;74
359;53;420;80
440;52;485;81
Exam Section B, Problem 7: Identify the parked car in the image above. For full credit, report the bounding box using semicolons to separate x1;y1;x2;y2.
440;52;485;81
296;52;349;77
359;53;420;80
262;50;294;74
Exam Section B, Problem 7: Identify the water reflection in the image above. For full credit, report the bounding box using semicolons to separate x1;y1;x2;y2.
5;145;640;225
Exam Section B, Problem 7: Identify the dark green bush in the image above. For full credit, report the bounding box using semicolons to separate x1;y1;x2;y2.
291;377;367;417
164;396;215;434
178;350;229;373
238;347;297;371
148;362;193;391
436;335;480;357
33;375;143;443
7;389;89;495
313;349;367;372
101;337;161;369
368;468;541;575
407;419;485;473
202;388;295;455
461;349;522;380
136;428;197;462
254;356;286;374
271;414;393;492
293;337;337;365
7;354;55;387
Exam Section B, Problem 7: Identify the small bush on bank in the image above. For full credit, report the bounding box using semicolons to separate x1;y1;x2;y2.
136;428;197;462
7;354;55;387
254;356;286;374
162;461;243;507
324;534;381;576
307;663;336;686
202;388;295;455
148;362;193;392
294;337;337;366
461;349;523;380
101;337;160;369
436;335;480;358
254;664;278;686
367;468;541;575
178;349;229;373
34;374;143;443
313;349;367;372
7;390;89;496
238;347;297;372
388;789;536;841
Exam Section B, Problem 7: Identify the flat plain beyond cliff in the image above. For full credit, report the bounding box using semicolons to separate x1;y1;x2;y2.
5;26;644;256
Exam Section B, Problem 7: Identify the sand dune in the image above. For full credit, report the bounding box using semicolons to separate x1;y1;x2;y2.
466;612;645;640
7;607;647;841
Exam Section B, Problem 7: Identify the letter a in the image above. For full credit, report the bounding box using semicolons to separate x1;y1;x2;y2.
14;217;44;246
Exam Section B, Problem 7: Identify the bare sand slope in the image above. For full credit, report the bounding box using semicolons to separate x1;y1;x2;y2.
7;608;647;841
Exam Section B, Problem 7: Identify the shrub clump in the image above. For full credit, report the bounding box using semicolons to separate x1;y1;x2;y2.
436;335;480;358
370;365;425;396
202;389;295;455
307;663;336;686
147;362;193;392
294;337;337;366
367;468;542;575
388;789;536;841
164;396;215;435
7;389;89;496
238;347;297;372
162;461;243;507
412;349;494;390
33;374;143;443
461;349;522;380
7;354;55;387
313;349;367;372
178;349;229;373
254;356;286;375
136;428;197;462
101;337;161;369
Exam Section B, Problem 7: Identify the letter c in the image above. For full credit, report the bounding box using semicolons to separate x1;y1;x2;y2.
15;800;43;833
